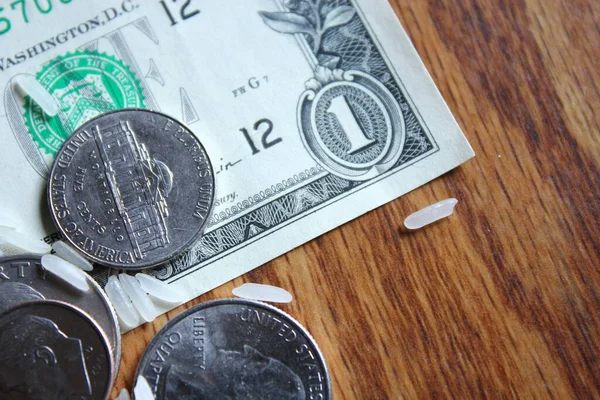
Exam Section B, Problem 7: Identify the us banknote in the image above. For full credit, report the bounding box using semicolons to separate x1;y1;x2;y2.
0;0;473;317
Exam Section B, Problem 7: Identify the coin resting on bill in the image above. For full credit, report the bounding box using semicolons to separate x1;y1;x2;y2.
47;109;216;270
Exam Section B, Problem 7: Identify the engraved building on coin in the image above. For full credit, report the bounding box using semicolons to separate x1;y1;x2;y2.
94;121;172;260
48;109;216;270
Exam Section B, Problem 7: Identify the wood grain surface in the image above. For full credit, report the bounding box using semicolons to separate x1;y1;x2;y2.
111;0;600;398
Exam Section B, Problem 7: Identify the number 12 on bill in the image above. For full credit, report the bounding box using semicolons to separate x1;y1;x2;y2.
159;0;200;26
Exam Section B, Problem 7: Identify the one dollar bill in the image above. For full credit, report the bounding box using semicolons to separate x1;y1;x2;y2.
0;0;473;319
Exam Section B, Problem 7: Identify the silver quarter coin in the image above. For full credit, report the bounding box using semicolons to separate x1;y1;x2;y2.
0;255;121;374
47;109;215;269
135;299;331;400
0;300;113;400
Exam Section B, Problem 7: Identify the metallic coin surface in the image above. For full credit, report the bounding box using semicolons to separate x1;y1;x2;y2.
0;300;113;400
48;109;215;269
135;299;331;400
0;255;121;373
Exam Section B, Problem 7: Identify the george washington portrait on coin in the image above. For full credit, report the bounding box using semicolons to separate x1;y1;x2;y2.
165;345;306;400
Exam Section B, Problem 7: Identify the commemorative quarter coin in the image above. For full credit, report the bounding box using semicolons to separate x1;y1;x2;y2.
0;300;113;400
48;109;215;269
135;298;331;400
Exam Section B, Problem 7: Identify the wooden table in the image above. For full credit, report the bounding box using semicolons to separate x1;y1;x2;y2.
112;0;600;398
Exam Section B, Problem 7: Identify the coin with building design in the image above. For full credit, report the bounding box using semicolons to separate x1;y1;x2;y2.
47;109;215;269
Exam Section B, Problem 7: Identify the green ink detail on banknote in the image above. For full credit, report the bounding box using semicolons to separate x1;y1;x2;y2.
23;51;146;156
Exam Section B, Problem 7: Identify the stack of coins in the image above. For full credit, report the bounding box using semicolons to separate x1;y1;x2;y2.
0;255;119;399
0;109;216;398
1;109;331;399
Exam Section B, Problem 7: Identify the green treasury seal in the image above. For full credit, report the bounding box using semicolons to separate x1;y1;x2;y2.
24;51;146;156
